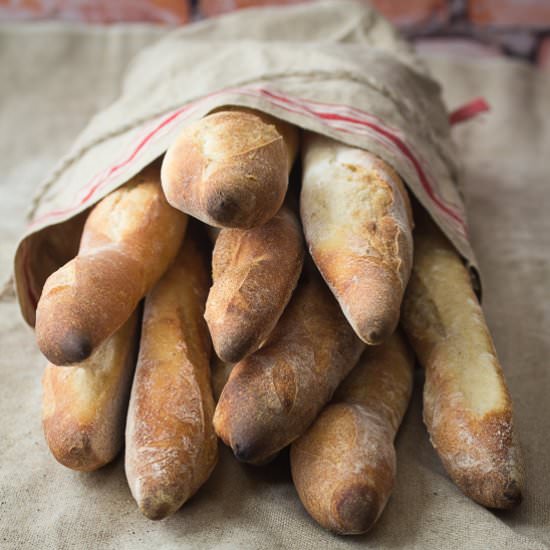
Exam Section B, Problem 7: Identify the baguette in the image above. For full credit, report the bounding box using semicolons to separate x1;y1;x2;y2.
205;205;304;363
125;231;218;520
291;331;414;534
301;133;413;345
401;210;523;508
213;264;365;464
35;162;187;365
42;312;139;472
161;108;298;229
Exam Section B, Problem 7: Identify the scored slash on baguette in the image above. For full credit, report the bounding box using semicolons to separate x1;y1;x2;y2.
161;108;298;229
205;205;305;363
401;209;524;509
291;330;414;535
301;132;414;346
35;162;187;366
42;312;139;472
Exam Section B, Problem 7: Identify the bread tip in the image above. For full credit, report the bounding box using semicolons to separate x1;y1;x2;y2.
213;337;254;365
479;477;523;510
130;482;184;520
364;328;386;346
216;348;243;365
230;437;276;465
45;429;105;472
232;440;258;464
138;499;178;521
59;330;93;365
330;483;381;535
501;480;523;509
205;193;244;228
214;402;277;465
360;318;397;346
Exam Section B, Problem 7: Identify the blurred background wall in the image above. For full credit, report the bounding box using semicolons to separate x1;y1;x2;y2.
1;0;549;70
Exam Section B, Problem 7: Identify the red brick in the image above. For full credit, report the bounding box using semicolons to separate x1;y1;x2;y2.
538;37;550;71
370;0;448;27
200;0;448;27
468;0;550;28
0;0;190;24
200;0;309;17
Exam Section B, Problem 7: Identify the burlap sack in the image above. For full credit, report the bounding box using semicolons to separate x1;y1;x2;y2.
13;0;478;326
2;8;550;550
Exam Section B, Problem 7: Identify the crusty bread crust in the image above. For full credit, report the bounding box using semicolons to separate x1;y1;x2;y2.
125;231;218;520
205;205;304;363
301;132;413;345
42;312;139;472
213;264;365;465
35;162;187;365
161;109;298;229
291;331;414;534
401;210;524;509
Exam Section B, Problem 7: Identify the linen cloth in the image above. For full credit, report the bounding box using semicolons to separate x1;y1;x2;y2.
13;0;477;325
0;13;549;550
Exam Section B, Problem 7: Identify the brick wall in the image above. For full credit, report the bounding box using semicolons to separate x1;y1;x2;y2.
1;0;548;70
0;0;190;24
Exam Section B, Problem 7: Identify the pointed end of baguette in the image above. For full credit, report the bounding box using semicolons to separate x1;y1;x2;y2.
460;470;523;510
37;327;93;366
60;330;93;364
138;498;179;521
329;483;382;535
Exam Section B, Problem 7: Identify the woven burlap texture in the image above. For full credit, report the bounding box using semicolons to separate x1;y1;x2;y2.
1;11;549;550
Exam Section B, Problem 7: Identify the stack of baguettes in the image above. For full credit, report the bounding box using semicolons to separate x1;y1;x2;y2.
36;108;524;533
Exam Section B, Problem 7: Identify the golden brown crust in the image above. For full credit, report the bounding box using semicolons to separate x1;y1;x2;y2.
290;331;414;534
42;312;139;472
213;265;365;465
161;109;298;229
125;231;218;520
301;132;414;345
401;209;524;509
35;162;187;365
205;206;304;363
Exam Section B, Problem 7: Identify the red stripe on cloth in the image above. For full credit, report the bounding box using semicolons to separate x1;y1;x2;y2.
25;87;471;308
78;107;188;203
30;105;191;227
28;87;465;233
449;97;490;126
255;87;404;133
320;111;464;228
258;88;465;231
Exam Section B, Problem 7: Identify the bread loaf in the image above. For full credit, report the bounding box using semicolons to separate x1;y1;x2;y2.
161;108;298;229
42;312;139;472
301;132;414;345
35;162;187;365
291;331;414;534
213;264;365;464
125;230;218;520
205;205;304;363
401;209;523;509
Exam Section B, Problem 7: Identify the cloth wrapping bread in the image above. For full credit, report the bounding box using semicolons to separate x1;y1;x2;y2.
1;10;550;550
13;0;478;327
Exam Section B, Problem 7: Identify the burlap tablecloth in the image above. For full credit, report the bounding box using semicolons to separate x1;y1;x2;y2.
0;21;548;550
